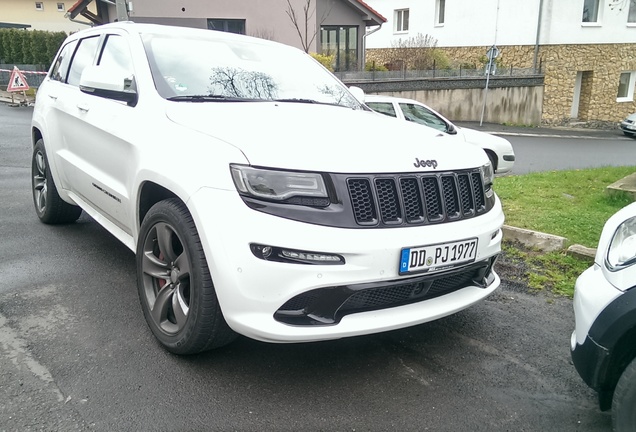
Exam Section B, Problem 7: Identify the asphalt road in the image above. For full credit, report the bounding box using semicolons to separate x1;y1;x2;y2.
1;103;631;431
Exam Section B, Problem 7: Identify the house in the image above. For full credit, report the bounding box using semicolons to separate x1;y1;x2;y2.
363;0;636;125
64;0;386;71
0;0;97;32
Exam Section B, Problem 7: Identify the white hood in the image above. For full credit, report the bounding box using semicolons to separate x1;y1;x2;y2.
165;102;489;173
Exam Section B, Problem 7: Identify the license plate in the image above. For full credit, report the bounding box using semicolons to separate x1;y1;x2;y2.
399;238;478;275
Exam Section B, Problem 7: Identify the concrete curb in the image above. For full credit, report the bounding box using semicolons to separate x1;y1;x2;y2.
502;225;596;260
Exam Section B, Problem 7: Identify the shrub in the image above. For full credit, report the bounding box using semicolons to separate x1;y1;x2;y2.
365;61;388;72
310;53;334;72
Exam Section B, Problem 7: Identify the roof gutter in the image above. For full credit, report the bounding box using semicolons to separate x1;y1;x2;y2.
361;24;382;70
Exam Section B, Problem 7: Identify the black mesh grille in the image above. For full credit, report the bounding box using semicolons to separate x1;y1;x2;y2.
348;170;486;227
376;178;401;223
277;260;494;323
400;178;424;223
347;178;376;225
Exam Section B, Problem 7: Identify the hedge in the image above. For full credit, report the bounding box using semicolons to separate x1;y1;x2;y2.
0;29;67;69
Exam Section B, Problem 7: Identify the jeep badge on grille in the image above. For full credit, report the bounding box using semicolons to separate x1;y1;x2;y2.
413;158;438;169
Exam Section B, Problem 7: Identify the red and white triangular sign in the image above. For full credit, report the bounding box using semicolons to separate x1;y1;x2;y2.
7;66;30;92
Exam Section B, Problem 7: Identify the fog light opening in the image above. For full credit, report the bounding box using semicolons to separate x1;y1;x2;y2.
250;243;345;265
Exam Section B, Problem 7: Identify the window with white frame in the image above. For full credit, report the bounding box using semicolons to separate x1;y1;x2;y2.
436;0;446;25
628;0;636;23
57;3;65;11
395;9;409;33
35;2;43;10
582;0;600;23
617;71;636;102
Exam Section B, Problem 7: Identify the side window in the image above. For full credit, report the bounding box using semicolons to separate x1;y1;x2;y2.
367;102;397;118
98;34;133;74
49;40;78;82
66;36;100;87
399;103;448;132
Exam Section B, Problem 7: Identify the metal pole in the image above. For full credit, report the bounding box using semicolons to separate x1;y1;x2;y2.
533;0;545;72
479;56;493;127
115;0;129;21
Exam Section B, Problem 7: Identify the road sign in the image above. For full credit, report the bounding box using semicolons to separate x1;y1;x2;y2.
7;66;30;92
486;46;500;61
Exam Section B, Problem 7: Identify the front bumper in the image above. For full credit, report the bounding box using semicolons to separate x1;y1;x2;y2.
496;154;515;174
620;121;636;134
187;187;504;343
570;265;622;393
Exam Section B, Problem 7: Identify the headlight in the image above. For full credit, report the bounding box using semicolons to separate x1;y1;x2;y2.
230;165;329;204
607;215;636;270
481;162;494;198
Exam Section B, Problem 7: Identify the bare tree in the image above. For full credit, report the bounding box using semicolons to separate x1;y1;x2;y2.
285;0;332;53
382;33;440;71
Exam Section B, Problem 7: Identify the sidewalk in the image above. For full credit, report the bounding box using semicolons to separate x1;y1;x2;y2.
0;89;35;106
455;120;624;140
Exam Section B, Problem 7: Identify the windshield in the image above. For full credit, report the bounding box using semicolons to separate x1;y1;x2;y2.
142;32;362;109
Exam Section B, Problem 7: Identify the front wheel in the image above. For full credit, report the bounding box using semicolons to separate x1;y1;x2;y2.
136;198;236;355
31;139;82;224
623;131;636;139
612;356;636;431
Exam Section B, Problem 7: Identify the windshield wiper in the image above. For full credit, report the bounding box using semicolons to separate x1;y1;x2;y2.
273;98;322;104
167;95;252;102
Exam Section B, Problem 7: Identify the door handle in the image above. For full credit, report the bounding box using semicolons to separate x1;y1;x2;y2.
76;104;89;112
48;94;58;100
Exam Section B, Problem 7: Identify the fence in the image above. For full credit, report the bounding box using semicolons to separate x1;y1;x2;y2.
335;66;542;83
0;64;48;89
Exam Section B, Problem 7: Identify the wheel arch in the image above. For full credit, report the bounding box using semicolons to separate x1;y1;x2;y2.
589;287;636;409
137;181;182;228
31;126;43;148
484;149;498;171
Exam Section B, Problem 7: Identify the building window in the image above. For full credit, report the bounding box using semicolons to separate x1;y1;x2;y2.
320;26;358;72
617;71;636;102
207;19;246;35
628;0;636;23
57;3;65;11
582;0;600;23
436;0;446;25
35;2;43;10
395;9;409;33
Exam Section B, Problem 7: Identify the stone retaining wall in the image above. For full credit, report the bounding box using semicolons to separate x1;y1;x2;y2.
367;43;636;124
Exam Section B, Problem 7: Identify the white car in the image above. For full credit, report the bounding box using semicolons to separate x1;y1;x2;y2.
571;202;636;430
620;112;636;138
31;22;504;355
365;95;515;174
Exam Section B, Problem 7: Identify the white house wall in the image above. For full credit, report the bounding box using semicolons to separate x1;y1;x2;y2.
364;0;636;48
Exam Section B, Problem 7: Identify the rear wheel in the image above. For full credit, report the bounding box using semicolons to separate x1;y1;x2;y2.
137;198;236;354
612;356;636;431
31;139;82;224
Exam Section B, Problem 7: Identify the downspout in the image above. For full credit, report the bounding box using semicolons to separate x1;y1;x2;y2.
361;24;382;70
533;0;545;72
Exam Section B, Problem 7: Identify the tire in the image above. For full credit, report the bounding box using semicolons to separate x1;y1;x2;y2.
31;139;82;224
136;198;236;355
623;131;636;139
612;356;636;431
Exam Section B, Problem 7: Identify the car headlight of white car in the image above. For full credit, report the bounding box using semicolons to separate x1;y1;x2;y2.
481;162;495;198
607;215;636;270
231;165;329;206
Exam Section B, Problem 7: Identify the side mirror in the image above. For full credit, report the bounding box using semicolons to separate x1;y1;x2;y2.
79;65;138;106
446;123;457;135
348;86;365;104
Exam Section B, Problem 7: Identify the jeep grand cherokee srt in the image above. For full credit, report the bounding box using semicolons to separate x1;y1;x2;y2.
31;22;504;354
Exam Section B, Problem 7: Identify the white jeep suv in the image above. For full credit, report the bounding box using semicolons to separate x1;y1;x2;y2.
31;22;504;354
